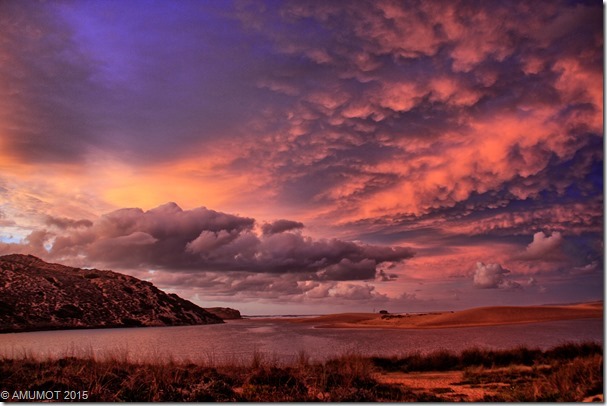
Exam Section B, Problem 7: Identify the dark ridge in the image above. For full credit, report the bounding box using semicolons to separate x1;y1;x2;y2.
0;254;224;333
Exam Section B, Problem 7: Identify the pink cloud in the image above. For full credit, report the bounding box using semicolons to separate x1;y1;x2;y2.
473;262;520;289
553;58;603;131
450;201;603;236
518;231;565;261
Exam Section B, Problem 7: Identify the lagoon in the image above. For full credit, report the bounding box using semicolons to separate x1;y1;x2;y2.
0;318;601;364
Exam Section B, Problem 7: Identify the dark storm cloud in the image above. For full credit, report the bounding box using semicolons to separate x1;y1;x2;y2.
261;219;304;235
51;202;254;265
0;1;293;164
153;271;389;302
0;1;104;163
318;259;377;281
43;203;414;281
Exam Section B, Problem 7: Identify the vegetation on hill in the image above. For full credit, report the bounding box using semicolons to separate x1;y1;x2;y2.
203;307;242;320
0;254;223;333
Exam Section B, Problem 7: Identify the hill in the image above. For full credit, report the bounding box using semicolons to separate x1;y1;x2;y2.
204;307;242;319
0;254;224;333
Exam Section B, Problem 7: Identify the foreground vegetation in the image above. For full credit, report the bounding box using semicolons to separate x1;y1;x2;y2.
0;342;602;402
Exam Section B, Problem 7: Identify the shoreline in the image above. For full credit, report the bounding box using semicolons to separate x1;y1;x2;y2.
279;302;603;330
0;301;602;334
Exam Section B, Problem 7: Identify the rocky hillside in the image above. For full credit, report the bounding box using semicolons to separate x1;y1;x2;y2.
0;254;224;333
204;307;242;320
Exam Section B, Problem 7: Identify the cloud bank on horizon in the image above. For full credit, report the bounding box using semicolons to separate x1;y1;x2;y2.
0;0;602;313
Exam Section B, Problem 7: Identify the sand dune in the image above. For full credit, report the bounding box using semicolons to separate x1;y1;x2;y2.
290;301;603;329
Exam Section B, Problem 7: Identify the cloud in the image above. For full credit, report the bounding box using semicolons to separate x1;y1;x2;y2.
0;1;602;310
0;229;55;258
0;1;297;164
186;230;242;255
375;269;398;282
327;283;386;301
299;280;387;301
473;262;520;290
96;231;159;249
29;203;415;282
449;198;603;237
128;268;389;304
0;1;105;163
518;231;565;261
261;219;304;235
217;0;603;233
0;210;15;227
45;216;93;230
571;261;600;275
3;0;602;230
318;258;377;281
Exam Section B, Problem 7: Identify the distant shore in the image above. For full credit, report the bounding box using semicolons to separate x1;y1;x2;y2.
282;301;603;329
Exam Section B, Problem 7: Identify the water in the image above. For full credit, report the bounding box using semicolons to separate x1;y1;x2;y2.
0;318;601;364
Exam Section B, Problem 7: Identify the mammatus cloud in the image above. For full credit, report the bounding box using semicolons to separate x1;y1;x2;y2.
2;1;602;229
229;0;603;225
3;1;600;221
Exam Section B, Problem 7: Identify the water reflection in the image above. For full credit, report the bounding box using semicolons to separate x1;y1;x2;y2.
0;318;601;364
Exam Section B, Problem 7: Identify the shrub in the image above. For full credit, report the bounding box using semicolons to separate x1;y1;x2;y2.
0;341;601;402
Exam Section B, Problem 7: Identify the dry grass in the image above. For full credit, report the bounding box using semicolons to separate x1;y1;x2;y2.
0;352;421;402
467;353;604;402
0;342;602;402
371;341;602;372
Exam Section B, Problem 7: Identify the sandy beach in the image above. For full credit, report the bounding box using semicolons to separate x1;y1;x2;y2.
286;301;603;329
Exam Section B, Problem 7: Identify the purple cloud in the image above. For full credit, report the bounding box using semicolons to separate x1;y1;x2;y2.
517;231;565;261
43;203;415;282
261;219;304;235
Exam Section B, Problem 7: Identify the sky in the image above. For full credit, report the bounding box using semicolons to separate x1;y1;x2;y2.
0;0;603;315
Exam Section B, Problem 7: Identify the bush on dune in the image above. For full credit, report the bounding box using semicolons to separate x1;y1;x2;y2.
372;341;602;372
475;353;603;402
